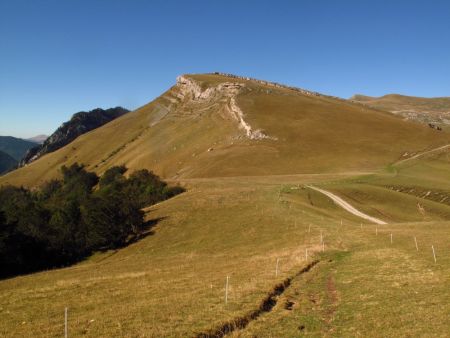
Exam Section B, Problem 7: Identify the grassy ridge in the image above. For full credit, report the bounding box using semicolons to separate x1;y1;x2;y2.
351;93;450;114
351;93;450;131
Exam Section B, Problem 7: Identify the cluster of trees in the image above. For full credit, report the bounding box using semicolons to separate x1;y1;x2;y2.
0;163;183;278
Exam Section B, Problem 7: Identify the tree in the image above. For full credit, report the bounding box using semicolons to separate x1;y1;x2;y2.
0;163;183;278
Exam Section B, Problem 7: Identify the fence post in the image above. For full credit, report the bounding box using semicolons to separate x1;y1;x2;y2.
275;258;280;277
225;276;229;304
64;307;68;338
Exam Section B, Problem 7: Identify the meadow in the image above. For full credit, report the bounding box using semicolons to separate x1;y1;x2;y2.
1;149;449;337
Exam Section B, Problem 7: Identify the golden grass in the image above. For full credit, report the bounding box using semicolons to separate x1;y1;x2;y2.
1;160;450;336
1;74;450;336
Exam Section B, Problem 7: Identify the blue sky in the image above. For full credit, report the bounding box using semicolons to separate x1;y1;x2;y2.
1;0;449;138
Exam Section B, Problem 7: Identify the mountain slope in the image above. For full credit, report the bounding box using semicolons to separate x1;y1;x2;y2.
27;135;48;144
2;73;449;187
20;107;129;166
351;93;450;128
0;136;37;161
0;150;17;174
2;74;450;337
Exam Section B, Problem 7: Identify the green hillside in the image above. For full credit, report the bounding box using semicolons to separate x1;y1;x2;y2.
1;150;450;336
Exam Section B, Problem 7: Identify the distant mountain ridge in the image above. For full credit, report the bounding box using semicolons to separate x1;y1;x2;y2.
0;150;17;174
21;107;129;166
0;136;37;161
27;135;48;144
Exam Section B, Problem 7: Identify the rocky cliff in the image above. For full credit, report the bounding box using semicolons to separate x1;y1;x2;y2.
21;107;129;166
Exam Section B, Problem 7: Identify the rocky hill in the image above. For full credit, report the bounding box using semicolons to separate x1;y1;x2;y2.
2;73;449;187
20;107;129;166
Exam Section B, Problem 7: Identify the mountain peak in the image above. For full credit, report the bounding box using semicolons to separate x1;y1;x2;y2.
2;74;448;186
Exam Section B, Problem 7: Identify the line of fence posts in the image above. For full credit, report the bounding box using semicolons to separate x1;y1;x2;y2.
63;212;446;336
374;225;440;264
219;217;441;312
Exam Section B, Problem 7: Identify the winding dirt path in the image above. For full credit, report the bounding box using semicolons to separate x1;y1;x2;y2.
307;186;387;225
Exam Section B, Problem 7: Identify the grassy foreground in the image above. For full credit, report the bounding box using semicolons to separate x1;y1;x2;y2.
1;151;450;337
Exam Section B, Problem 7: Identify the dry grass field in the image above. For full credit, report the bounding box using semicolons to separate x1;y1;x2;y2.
1;74;450;337
1;149;450;336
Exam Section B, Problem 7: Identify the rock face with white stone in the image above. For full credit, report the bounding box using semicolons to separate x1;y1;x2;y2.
176;75;244;101
174;75;274;140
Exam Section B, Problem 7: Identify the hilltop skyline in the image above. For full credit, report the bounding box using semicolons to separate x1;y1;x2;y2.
1;0;450;138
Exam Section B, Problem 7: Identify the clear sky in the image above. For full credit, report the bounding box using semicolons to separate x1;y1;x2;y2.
1;0;449;138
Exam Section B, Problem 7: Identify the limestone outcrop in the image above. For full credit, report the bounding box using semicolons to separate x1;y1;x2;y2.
175;75;274;140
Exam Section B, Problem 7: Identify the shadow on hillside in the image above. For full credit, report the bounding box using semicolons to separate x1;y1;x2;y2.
126;216;167;245
0;216;168;281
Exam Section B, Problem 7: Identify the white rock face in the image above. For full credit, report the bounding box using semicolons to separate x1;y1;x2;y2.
176;75;243;100
175;75;275;140
176;76;204;100
228;97;273;140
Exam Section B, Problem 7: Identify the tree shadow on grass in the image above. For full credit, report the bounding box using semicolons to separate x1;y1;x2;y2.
127;216;167;245
95;216;167;262
0;216;168;281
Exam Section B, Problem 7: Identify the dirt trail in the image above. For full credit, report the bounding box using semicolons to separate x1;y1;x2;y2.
196;260;320;338
395;144;450;165
307;186;387;225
